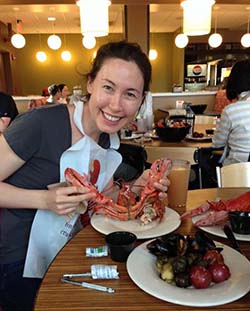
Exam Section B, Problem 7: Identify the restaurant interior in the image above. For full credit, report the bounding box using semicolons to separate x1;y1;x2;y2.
0;1;250;311
0;0;249;97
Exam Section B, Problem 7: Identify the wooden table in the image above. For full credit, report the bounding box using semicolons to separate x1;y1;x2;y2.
123;127;212;165
34;188;250;311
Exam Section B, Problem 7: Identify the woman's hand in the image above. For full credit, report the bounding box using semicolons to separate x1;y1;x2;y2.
44;185;96;216
134;169;170;200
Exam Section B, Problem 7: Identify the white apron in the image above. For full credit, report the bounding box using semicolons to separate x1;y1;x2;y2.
23;101;122;278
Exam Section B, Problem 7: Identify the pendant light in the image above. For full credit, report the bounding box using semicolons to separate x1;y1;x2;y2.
149;33;158;61
47;34;62;50
175;33;189;49
181;0;215;36
11;19;26;49
241;9;250;48
82;35;96;49
47;19;62;50
36;34;47;62
36;51;47;62
149;49;158;61
78;0;111;37
61;34;72;61
208;9;222;48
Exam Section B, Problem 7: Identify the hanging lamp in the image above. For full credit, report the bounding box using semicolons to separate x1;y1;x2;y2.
47;20;62;50
61;34;72;61
241;9;250;48
78;0;111;37
181;0;215;36
11;19;26;49
208;9;222;48
82;35;96;49
175;33;189;49
149;49;158;61
36;34;47;62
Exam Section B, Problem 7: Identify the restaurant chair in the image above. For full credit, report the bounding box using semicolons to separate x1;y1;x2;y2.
114;143;148;182
194;115;217;125
194;147;223;189
216;162;250;188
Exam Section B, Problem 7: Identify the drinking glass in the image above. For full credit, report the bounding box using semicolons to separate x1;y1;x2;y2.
167;159;190;209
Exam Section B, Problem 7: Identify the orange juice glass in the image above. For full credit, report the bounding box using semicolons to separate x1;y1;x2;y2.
168;159;190;209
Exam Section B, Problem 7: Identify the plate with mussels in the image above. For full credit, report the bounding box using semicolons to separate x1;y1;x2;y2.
127;230;250;307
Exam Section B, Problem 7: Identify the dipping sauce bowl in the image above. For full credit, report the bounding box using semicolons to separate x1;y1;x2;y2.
229;211;250;234
105;231;137;262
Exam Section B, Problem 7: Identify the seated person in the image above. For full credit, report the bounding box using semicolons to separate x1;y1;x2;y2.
58;83;70;104
46;84;61;105
212;60;250;165
0;91;18;133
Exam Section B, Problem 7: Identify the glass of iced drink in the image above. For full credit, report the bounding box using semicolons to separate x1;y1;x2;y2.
167;159;190;209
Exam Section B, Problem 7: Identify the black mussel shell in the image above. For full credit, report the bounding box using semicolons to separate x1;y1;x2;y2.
147;233;186;257
194;230;216;254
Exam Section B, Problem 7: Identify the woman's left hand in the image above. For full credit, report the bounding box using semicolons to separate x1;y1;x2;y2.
134;169;170;200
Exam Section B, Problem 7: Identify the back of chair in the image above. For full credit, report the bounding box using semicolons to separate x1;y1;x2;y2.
216;162;250;187
194;115;217;125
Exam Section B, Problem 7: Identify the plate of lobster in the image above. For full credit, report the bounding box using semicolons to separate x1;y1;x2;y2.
191;217;250;242
91;207;181;239
181;191;250;241
126;231;250;307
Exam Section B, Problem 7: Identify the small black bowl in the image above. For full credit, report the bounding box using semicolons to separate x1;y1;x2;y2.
205;129;215;135
190;104;207;115
229;211;250;234
155;125;190;142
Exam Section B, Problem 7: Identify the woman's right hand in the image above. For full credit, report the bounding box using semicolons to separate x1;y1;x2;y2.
44;185;97;216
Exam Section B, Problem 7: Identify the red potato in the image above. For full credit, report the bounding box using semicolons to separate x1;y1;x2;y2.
190;266;212;289
209;263;231;283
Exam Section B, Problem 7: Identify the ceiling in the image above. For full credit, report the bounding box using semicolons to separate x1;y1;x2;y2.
0;2;249;35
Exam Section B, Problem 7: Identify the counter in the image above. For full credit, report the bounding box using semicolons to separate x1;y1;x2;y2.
152;91;217;113
13;96;45;113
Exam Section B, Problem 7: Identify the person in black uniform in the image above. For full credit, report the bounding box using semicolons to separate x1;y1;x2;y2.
0;92;18;132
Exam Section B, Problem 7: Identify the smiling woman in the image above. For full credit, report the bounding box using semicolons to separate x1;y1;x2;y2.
0;40;170;311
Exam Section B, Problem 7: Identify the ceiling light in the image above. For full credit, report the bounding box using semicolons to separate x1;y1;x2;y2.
175;33;189;48
11;19;26;49
47;34;62;50
36;51;47;62
61;50;72;61
149;49;158;61
78;0;111;37
241;33;250;48
241;9;250;48
82;35;96;49
11;33;26;49
208;33;222;48
48;17;56;21
208;10;223;48
181;0;215;36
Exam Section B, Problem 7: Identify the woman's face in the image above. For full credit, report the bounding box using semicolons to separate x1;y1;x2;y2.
61;86;69;98
87;58;145;134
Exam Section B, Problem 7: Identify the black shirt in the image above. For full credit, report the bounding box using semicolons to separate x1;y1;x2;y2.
0;92;19;121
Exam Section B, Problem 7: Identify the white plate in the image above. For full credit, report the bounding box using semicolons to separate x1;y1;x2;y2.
185;134;212;141
127;240;250;307
90;207;181;239
144;132;159;139
121;133;142;140
192;214;250;241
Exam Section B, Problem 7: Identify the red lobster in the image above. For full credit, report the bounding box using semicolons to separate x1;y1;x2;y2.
181;191;250;226
65;158;172;224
